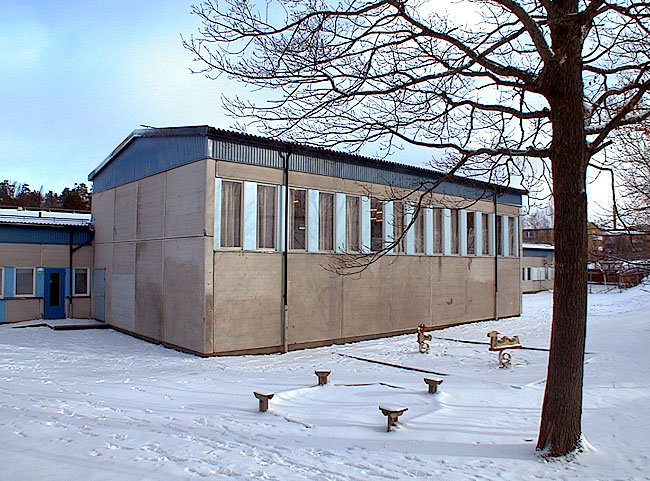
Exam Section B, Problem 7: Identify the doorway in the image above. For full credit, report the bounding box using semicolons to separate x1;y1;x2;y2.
44;268;66;319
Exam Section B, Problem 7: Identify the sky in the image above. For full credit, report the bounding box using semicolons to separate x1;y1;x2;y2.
0;0;611;218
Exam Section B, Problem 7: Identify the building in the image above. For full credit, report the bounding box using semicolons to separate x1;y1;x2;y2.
589;224;650;261
0;208;93;323
521;243;554;293
87;126;525;356
522;227;554;245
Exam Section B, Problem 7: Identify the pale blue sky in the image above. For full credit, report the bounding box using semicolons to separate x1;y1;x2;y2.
0;0;241;192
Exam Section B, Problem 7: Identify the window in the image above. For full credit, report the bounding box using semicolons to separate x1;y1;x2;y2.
482;213;489;256
546;267;554;280
73;268;89;296
221;180;242;248
319;192;334;251
290;188;307;250
413;206;425;254
433;208;442;253
346;196;360;252
496;215;503;256
508;216;517;256
370;198;384;252
0;267;3;299
393;201;405;253
467;211;475;255
257;185;276;249
450;209;459;254
15;268;35;296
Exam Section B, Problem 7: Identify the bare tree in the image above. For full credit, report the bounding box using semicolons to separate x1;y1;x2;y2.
524;200;554;229
611;121;650;227
185;0;650;456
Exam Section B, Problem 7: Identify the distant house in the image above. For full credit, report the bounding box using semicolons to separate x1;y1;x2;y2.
0;209;93;323
88;126;525;356
522;227;554;245
589;224;650;261
521;243;554;293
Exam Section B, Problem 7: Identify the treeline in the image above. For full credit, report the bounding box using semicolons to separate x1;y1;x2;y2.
0;180;91;211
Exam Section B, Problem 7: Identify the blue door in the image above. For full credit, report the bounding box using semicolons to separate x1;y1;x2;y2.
44;268;66;319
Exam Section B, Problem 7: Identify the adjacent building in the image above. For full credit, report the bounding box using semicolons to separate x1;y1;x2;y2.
521;243;554;293
0;209;93;323
88;126;524;356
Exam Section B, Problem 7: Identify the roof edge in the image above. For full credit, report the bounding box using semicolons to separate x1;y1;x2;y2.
89;125;528;197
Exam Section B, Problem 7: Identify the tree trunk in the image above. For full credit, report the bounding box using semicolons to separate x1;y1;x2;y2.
537;140;588;456
537;5;589;455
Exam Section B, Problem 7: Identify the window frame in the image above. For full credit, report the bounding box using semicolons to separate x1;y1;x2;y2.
393;200;405;254
14;267;36;297
73;268;90;297
466;210;475;256
481;213;490;256
508;216;517;257
220;179;244;250
432;207;443;254
413;205;425;254
256;183;277;251
496;215;504;256
450;209;459;255
290;187;308;251
346;195;361;253
370;198;384;252
318;191;335;252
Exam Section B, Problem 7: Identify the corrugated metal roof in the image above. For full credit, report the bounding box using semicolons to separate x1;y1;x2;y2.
89;126;527;205
0;209;91;227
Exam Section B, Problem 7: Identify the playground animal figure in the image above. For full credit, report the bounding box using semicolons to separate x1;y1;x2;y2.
486;330;522;367
417;324;432;353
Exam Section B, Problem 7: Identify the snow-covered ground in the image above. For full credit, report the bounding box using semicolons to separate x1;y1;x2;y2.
1;285;649;480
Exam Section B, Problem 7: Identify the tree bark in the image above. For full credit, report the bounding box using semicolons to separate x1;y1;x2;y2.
537;4;589;454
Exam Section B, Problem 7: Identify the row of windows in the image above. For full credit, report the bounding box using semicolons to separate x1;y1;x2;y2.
0;267;90;298
522;266;554;281
216;178;520;256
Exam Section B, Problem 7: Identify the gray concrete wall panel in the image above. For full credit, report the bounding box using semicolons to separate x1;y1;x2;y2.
113;183;137;242
111;274;135;331
163;238;207;353
135;241;163;340
164;161;207;238
136;174;166;239
5;299;41;322
0;244;42;267
211;251;521;354
92;189;115;244
213;251;282;352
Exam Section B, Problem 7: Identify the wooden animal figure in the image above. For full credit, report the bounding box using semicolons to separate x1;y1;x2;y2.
417;324;432;353
487;330;522;351
487;330;522;368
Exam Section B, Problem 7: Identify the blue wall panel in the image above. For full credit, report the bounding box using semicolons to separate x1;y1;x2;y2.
4;268;14;298
0;226;92;245
35;269;45;298
0;300;5;323
92;135;207;193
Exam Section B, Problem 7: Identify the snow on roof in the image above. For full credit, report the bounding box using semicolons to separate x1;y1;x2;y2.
522;243;554;250
0;209;91;227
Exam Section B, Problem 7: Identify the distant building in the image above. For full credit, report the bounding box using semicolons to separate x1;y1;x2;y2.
0;209;93;323
589;224;650;261
88;126;525;356
522;227;554;245
521;243;554;293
